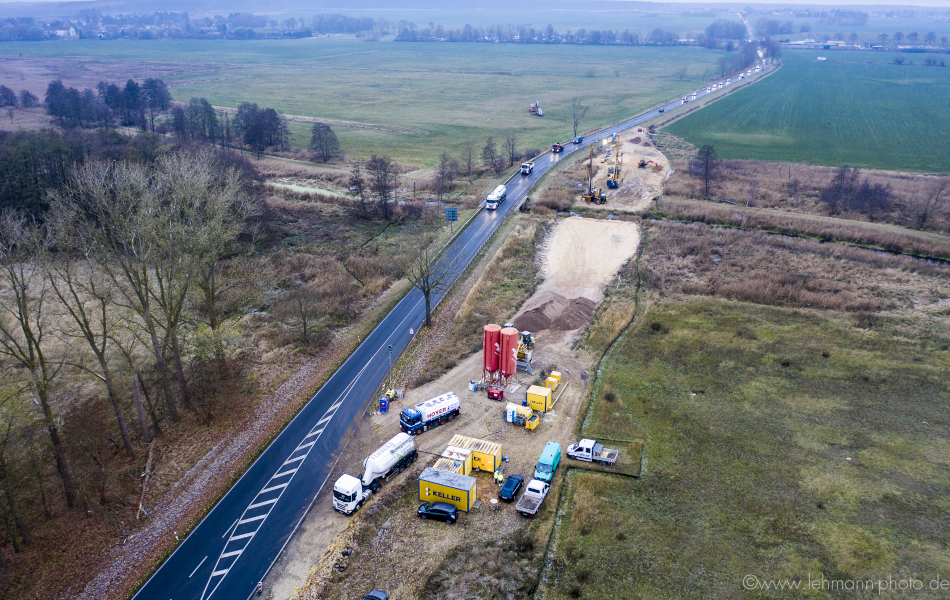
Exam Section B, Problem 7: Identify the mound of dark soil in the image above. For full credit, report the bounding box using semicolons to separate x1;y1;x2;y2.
513;294;596;332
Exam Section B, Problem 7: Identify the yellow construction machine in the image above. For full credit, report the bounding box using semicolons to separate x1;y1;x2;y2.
606;135;621;188
582;145;608;205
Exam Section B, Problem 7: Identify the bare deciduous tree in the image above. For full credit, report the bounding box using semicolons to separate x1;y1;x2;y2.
367;155;398;220
433;153;457;201
503;133;518;168
696;145;720;199
52;161;180;422
0;385;31;550
349;163;369;217
46;252;134;457
0;212;77;508
570;98;589;138
914;180;948;230
459;140;475;177
403;239;459;327
278;286;324;343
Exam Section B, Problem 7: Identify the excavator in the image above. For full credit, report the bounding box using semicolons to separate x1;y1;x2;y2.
638;159;662;171
606;135;622;189
582;145;607;204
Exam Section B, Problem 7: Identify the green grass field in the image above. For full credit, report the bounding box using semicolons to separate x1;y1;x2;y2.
665;49;950;173
546;299;950;599
2;38;722;166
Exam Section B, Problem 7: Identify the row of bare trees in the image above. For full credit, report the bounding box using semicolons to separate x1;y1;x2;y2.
481;135;521;174
0;150;255;523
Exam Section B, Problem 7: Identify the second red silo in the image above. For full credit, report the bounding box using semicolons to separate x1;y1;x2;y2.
500;327;519;377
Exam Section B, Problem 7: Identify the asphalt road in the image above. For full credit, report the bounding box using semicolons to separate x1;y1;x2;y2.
132;85;743;600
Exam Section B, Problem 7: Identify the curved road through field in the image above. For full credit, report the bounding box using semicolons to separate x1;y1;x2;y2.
133;86;743;600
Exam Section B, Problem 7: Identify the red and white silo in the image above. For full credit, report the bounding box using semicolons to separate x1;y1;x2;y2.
500;327;519;377
483;324;501;374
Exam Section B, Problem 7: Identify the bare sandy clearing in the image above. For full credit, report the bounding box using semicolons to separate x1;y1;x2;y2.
513;217;640;353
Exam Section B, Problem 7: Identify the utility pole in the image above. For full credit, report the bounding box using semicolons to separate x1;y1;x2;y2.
388;344;393;390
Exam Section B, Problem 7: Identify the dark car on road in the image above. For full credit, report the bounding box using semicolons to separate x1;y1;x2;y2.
418;501;458;524
498;475;524;502
363;592;388;600
658;108;665;113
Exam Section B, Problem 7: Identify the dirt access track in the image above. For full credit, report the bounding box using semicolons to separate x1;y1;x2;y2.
272;216;640;599
586;134;669;212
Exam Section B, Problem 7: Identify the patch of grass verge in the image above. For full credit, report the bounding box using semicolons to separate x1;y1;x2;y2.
545;299;950;599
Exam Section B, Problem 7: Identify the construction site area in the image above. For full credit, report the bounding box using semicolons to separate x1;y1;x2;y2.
537;132;670;215
586;132;670;212
265;216;643;600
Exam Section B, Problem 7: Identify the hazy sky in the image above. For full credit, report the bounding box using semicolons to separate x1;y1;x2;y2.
0;0;947;7
0;0;947;4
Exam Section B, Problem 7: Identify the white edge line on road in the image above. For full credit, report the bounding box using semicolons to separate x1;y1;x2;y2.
222;519;237;539
204;359;375;600
189;556;207;579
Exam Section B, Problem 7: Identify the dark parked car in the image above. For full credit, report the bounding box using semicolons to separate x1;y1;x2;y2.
363;592;388;600
418;501;458;524
498;475;524;502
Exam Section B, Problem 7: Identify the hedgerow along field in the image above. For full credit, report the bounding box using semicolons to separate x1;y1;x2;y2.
2;37;723;166
665;49;950;173
546;299;950;600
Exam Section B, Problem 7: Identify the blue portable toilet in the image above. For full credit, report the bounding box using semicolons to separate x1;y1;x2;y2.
379;396;389;414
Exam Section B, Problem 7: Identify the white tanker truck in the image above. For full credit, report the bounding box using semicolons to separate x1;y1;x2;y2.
332;432;418;514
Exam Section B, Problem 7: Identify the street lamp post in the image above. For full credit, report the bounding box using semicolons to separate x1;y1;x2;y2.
388;344;393;391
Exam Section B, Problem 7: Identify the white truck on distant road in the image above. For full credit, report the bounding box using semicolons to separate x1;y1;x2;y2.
515;479;550;517
332;432;418;514
520;162;534;175
486;185;507;210
566;439;619;466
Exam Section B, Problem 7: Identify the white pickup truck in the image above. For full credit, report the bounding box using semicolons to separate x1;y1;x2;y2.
566;439;619;466
515;479;550;517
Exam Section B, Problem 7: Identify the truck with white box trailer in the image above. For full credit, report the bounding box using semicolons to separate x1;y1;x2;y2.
486;185;507;210
399;392;460;435
332;432;418;514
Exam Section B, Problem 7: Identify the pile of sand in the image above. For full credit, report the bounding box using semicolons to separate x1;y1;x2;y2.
512;217;639;345
513;296;597;332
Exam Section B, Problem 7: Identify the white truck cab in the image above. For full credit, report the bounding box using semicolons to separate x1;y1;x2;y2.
333;474;374;514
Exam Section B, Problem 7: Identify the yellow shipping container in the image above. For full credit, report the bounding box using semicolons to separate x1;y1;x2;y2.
419;467;476;512
440;446;473;475
448;434;502;473
527;385;554;412
545;376;558;391
550;371;562;383
433;457;464;474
